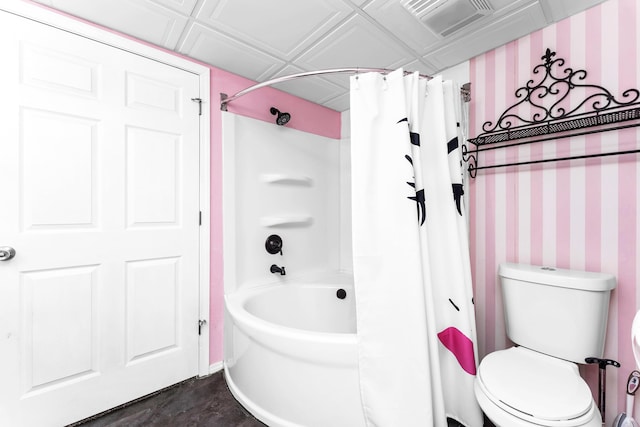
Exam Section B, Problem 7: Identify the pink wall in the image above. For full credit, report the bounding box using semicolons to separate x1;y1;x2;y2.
25;0;342;366
469;0;639;420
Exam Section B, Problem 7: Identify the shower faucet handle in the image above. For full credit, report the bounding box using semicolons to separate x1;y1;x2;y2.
265;234;283;255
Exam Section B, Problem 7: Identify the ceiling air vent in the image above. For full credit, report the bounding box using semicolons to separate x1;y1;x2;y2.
402;0;493;37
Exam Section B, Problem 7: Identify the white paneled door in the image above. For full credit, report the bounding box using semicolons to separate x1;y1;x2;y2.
0;10;202;427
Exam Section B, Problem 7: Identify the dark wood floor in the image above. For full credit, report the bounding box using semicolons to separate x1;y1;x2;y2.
72;371;265;427
70;370;487;427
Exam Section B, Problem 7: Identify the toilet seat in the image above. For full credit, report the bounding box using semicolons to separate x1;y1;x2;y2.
476;347;598;426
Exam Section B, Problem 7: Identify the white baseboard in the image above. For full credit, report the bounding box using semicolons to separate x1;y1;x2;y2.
209;361;224;375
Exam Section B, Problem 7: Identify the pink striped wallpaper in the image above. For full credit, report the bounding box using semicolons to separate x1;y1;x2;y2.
469;0;639;420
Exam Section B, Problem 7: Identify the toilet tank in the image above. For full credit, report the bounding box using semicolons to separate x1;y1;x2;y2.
498;263;616;364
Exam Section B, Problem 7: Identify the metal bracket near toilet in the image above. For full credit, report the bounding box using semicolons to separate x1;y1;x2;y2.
585;357;620;423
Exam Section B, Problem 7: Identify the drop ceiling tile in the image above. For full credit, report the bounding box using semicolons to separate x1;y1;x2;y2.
149;0;199;15
364;0;441;54
399;59;439;76
323;91;351;112
345;0;370;6
42;0;189;49
296;15;416;72
269;66;349;105
424;2;547;70
179;22;285;81
195;0;353;60
538;0;609;22
489;0;524;9
30;0;610;112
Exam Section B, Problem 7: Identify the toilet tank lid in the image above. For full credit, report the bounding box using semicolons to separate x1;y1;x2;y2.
499;263;616;291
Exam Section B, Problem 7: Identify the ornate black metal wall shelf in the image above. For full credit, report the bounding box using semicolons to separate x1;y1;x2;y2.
463;49;640;178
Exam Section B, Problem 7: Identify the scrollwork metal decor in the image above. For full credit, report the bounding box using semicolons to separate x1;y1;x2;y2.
463;49;640;177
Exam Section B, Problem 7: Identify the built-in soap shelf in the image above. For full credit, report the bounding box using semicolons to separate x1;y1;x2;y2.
260;215;313;228
260;173;312;186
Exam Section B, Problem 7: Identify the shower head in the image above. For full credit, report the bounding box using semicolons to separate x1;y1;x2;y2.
270;107;291;126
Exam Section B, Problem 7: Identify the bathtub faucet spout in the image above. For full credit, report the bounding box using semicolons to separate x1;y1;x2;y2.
270;264;286;275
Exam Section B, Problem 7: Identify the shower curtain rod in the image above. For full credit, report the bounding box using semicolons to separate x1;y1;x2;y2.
219;67;469;110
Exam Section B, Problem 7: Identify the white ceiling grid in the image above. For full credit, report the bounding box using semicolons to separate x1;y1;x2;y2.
32;0;608;111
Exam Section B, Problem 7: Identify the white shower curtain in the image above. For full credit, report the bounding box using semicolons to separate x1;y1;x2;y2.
350;69;482;427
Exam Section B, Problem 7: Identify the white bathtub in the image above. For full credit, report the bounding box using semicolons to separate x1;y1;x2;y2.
223;272;366;427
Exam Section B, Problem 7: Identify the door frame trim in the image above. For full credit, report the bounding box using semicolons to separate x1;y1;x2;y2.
1;1;212;377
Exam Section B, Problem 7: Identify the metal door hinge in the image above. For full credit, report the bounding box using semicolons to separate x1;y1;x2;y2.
198;319;207;335
191;97;202;116
199;211;202;226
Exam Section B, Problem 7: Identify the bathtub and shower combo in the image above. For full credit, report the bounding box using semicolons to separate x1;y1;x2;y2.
222;109;363;426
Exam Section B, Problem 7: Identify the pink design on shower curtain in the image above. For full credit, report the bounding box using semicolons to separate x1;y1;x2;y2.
438;326;477;375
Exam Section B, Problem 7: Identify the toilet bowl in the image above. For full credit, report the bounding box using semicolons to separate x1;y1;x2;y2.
474;347;600;427
475;263;616;427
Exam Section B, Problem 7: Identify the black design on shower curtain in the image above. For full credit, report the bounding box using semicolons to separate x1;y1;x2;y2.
447;136;465;216
447;136;459;153
410;131;420;147
452;184;464;216
398;117;427;227
404;155;426;226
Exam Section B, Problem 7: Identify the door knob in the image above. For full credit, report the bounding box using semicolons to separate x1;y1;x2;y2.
0;246;16;261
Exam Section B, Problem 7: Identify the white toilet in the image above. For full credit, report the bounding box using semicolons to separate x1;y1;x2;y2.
474;263;616;427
